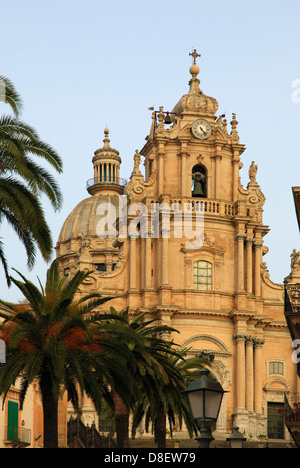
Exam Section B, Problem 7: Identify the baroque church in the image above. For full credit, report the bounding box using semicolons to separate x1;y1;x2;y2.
54;51;298;443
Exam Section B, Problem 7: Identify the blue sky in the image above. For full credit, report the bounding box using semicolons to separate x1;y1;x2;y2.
0;0;299;302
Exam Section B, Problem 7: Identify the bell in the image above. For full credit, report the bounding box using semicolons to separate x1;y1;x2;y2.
192;182;205;197
192;171;205;197
164;112;172;124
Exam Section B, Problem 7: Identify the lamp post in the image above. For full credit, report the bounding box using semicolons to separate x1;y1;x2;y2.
185;368;226;448
226;426;246;448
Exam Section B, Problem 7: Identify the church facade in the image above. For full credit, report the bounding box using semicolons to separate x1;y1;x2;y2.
55;51;299;442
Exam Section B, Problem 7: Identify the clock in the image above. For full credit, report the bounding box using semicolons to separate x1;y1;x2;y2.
191;119;212;140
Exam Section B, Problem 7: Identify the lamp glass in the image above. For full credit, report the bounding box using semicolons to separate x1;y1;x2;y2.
204;391;223;419
229;439;243;449
187;390;223;420
187;391;204;419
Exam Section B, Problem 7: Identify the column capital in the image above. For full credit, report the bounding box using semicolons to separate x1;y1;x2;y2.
233;332;247;343
245;335;255;345
211;154;223;161
129;232;139;240
235;233;246;242
161;227;171;238
177;150;190;158
253;337;265;348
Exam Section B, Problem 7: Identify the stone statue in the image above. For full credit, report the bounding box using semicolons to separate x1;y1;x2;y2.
192;171;206;197
132;150;142;175
291;249;300;272
249;161;258;183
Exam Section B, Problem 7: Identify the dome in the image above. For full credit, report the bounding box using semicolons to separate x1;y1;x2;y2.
171;51;219;119
55;190;123;278
57;193;121;245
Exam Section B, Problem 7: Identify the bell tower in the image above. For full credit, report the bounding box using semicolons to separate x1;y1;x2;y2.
138;50;246;206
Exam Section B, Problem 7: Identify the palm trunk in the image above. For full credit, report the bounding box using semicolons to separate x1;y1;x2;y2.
113;392;129;448
40;372;59;448
156;406;167;448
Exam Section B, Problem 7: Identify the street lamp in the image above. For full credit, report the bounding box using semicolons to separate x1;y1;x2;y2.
185;368;226;448
226;426;246;448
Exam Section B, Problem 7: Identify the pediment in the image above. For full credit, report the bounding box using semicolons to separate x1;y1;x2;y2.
180;334;230;357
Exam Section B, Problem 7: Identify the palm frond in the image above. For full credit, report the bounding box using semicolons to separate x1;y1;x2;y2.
0;76;22;118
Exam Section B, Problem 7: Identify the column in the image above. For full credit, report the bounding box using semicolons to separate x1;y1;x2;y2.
210;155;216;198
144;231;152;290
234;333;246;409
245;335;254;412
129;233;138;291
180;152;188;197
236;233;246;291
254;242;263;297
232;156;240;202
214;154;222;199
254;338;264;413
245;238;253;294
158;151;164;195
161;227;170;286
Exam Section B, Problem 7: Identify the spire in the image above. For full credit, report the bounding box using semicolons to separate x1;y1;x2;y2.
188;49;201;95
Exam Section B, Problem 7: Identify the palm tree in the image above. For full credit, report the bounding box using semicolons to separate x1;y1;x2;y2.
132;348;208;448
95;307;182;448
0;262;131;448
0;76;63;284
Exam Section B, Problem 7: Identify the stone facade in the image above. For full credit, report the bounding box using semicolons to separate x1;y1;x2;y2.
55;52;299;442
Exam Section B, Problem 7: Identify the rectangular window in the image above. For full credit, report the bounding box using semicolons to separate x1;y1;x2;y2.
7;400;19;441
96;263;106;272
267;402;284;439
193;261;212;291
269;361;284;376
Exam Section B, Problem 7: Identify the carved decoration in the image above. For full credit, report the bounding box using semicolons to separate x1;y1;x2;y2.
125;149;157;201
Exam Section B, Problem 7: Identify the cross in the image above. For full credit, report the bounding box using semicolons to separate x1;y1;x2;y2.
189;49;201;65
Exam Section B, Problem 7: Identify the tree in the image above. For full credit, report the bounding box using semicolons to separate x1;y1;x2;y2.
0;76;63;285
0;262;131;448
132;348;208;448
95;307;182;448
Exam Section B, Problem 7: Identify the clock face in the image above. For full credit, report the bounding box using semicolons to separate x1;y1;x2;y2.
191;119;212;140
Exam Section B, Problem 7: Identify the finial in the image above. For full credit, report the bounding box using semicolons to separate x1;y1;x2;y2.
189;49;200;79
103;127;110;148
189;49;201;65
230;113;240;142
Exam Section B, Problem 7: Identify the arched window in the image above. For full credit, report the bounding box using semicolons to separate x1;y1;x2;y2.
192;164;207;198
193;261;212;291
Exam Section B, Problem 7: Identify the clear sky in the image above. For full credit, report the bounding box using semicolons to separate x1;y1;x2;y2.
0;0;299;302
